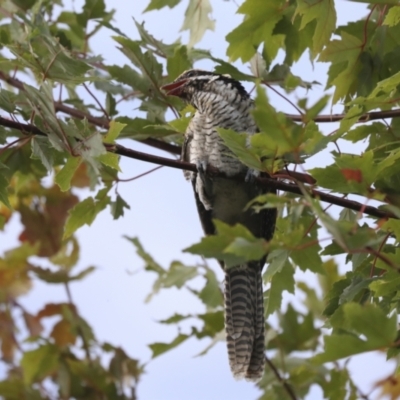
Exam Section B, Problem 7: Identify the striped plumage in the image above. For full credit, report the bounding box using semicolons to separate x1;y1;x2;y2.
162;70;276;381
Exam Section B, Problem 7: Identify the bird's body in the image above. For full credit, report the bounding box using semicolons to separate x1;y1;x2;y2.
162;70;276;381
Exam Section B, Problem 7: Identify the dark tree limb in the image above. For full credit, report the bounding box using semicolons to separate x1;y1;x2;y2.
265;355;298;400
1;71;400;158
106;141;394;219
0;71;181;156
0;115;395;220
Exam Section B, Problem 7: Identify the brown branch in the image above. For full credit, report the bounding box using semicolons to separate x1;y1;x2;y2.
117;165;163;182
2;71;400;152
2;64;400;119
0;71;181;156
0;115;396;220
265;355;298;400
286;108;400;123
54;101;181;155
107;141;395;219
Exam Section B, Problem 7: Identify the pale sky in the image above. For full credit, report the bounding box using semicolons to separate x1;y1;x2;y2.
0;1;395;399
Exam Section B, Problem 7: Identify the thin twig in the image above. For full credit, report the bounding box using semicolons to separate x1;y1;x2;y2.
265;355;298;400
64;282;92;363
370;232;391;277
109;142;396;220
117;165;163;182
83;82;110;120
264;81;304;116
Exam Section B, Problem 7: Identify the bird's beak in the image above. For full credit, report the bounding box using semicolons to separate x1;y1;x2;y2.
161;79;188;97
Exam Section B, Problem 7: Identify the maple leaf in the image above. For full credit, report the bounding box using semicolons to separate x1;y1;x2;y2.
181;0;215;48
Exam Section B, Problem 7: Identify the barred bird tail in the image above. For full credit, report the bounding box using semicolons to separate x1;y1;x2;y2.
224;264;265;381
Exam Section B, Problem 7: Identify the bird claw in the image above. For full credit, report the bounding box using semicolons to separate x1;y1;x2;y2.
196;160;209;184
196;160;208;175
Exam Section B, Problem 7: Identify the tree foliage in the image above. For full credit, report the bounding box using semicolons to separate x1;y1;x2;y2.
1;0;400;399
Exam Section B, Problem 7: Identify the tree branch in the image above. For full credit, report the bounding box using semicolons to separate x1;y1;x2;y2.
0;71;181;156
286;108;400;123
1;71;400;157
0;116;395;220
265;355;298;400
108;141;394;219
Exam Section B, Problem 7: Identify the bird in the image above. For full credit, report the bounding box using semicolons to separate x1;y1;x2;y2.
162;69;277;381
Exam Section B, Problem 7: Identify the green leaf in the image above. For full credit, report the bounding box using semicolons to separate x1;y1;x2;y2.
313;303;397;363
106;92;117;116
184;221;266;268
64;198;95;239
12;33;91;84
159;313;191;324
265;249;290;280
55;156;82;192
31;266;95;283
144;0;181;12
149;333;189;358
369;272;400;296
382;219;400;241
107;64;150;93
310;151;377;194
24;84;66;151
167;45;191;80
196;311;224;337
79;132;107;160
126;236;165;274
168;114;192;133
103;121;127;144
21;344;59;384
291;240;324;274
226;0;284;62
64;189;110;238
251;86;302;160
369;71;400;99
265;259;295;316
268;305;319;352
50;237;80;269
110;194;130;219
339;275;373;303
0;174;11;208
295;0;336;55
77;0;107;26
162;261;198;288
319;31;363;103
113;37;162;92
384;6;400;26
181;0;215;48
134;19;178;57
323;369;353;400
0;88;18;113
198;267;223;308
97;152;120;170
212;58;255;81
218;128;262;170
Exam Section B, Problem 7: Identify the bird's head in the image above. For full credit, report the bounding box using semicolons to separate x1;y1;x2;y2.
161;69;249;108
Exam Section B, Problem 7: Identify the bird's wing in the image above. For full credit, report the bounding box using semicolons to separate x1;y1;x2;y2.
181;130;193;181
182;124;216;236
191;180;215;236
